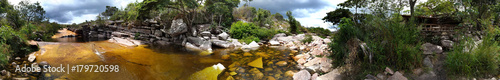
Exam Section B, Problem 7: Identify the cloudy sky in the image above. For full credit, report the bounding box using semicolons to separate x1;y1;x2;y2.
7;0;429;31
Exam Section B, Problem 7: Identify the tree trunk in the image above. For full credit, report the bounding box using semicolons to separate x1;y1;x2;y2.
409;0;417;17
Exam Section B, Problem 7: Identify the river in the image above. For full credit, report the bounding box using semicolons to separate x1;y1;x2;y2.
33;29;299;80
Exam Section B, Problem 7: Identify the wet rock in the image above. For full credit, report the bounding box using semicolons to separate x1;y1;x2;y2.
15;57;20;61
388;71;407;80
230;72;237;75
285;71;294;77
185;42;202;51
166;19;187;37
421;43;443;54
217;32;229;40
226;76;235;80
276;61;287;66
385;67;394;75
221;55;230;60
317;69;342;80
265;68;273;72
293;70;311;80
267;76;276;80
441;40;453;48
44;73;51;77
243;52;253;56
248;57;263;68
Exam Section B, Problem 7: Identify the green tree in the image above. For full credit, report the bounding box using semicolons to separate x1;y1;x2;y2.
286;11;300;34
253;8;271;26
206;0;240;27
322;8;352;25
17;0;46;23
274;13;284;21
101;6;118;19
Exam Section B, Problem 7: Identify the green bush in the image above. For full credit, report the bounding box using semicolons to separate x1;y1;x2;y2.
230;21;278;41
329;15;422;76
445;27;500;78
306;27;332;38
0;42;10;67
241;36;260;44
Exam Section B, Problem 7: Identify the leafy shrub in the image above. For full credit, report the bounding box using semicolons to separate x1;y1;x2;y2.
241;36;260;44
302;34;313;44
329;15;422;75
230;21;278;41
445;26;500;78
306;27;332;38
0;42;10;67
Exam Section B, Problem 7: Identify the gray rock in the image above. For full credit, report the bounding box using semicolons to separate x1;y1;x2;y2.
112;32;129;37
39;61;49;67
385;67;394;75
195;24;211;32
423;56;433;69
167;19;188;37
388;71;407;80
199;40;212;50
441;40;453;48
28;53;36;62
230;39;243;47
200;31;211;38
269;41;280;46
217;32;229;40
211;39;231;48
154;30;163;37
421;43;443;54
293;70;311;80
317;69;342;80
185;42;202;51
187;37;204;46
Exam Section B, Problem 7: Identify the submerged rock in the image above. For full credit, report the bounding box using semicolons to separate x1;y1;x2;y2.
248;57;263;68
188;63;225;80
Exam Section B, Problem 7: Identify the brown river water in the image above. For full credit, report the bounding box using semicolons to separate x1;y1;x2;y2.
33;29;298;80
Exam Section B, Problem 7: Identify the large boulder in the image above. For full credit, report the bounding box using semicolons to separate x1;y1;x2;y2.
441;40;453;48
217;32;229;40
421;43;443;54
187;37;204;46
166;19;188;37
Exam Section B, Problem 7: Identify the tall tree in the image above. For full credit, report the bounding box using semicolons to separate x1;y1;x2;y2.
101;6;118;19
322;8;352;25
17;0;46;24
287;11;298;34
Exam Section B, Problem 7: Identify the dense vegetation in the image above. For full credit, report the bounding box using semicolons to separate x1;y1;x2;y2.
329;0;500;79
0;0;64;67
